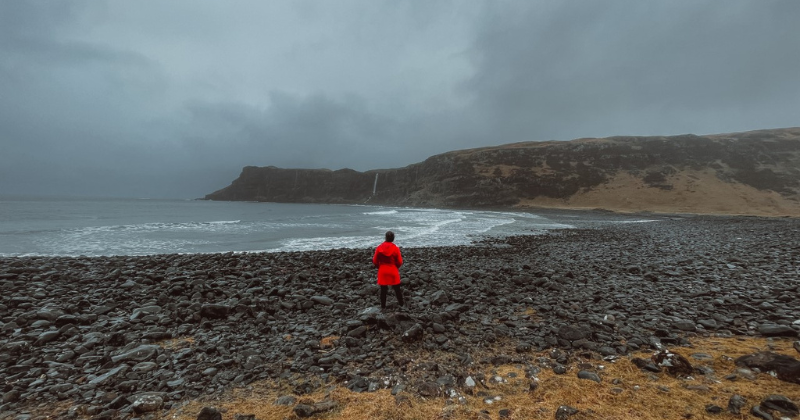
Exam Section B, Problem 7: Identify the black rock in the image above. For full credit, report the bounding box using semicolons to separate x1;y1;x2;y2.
761;394;799;417
577;370;601;383
673;320;696;332
555;405;579;420
728;394;746;415
293;404;315;418
105;396;130;410
402;323;423;342
735;351;800;384
131;395;163;414
197;406;223;420
416;381;440;398
631;357;661;373
750;404;774;420
557;325;588;341
200;304;230;319
758;324;798;337
652;350;693;377
311;296;334;306
2;390;20;404
704;404;722;414
347;325;368;338
274;395;297;406
346;376;369;393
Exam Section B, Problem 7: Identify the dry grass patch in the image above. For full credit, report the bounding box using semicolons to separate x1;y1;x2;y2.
320;335;340;349
164;336;799;420
156;336;195;350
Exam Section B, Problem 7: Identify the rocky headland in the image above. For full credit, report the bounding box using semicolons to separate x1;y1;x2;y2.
1;214;799;419
205;127;800;216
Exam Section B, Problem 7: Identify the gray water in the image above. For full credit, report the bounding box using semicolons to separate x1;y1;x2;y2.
0;196;655;257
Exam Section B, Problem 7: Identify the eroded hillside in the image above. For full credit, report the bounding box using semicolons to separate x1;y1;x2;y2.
205;128;800;216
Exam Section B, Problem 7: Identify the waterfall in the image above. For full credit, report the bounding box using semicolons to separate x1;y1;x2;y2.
372;173;379;195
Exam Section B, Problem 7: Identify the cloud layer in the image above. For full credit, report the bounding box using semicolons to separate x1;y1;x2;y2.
1;1;798;198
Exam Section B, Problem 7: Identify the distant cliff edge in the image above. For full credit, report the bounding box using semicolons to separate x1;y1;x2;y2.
205;128;800;216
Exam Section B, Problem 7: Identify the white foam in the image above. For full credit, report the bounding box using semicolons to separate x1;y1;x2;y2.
362;210;398;216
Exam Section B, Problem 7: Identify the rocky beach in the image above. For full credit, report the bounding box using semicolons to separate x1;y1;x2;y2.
2;213;800;419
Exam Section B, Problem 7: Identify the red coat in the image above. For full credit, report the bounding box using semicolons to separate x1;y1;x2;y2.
373;241;403;286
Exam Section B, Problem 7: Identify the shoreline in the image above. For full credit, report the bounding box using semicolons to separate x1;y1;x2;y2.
2;216;799;418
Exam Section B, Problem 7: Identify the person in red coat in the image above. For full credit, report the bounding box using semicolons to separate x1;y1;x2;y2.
373;231;405;310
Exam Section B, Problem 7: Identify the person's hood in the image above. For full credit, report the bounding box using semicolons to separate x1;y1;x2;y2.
376;242;396;256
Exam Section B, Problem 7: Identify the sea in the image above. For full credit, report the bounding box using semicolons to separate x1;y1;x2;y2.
0;196;656;257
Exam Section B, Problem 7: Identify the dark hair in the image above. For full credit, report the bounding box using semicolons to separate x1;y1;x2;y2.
385;231;395;243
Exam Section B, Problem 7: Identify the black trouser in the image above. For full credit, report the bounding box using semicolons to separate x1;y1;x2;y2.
380;284;404;309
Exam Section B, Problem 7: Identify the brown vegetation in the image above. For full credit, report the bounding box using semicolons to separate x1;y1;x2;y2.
164;337;800;420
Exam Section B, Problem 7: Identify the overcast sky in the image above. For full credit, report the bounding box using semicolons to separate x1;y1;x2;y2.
1;1;799;198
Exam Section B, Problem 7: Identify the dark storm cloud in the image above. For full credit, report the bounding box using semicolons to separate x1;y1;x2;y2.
464;1;800;142
0;1;798;198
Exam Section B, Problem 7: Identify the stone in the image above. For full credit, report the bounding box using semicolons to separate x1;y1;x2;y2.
133;362;158;372
293;401;336;418
761;394;799;417
197;407;223;420
555;405;579;420
728;394;746;415
200;304;229;319
758;324;798;337
735;351;800;384
402;323;423;342
464;376;476;388
430;290;449;305
130;305;162;321
652;350;693;377
272;395;296;406
34;330;60;346
311;296;334;305
416;381;440;398
673;320;696;332
698;319;718;330
346;376;369;393
293;404;315;418
750;404;774;420
557;325;588;341
89;365;128;385
704;404;722;414
347;325;368;338
577;370;601;383
631;358;661;373
131;395;163;414
105;395;130;410
3;390;21;404
111;345;159;364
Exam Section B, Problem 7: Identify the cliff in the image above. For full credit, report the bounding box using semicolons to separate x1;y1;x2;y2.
205;127;800;216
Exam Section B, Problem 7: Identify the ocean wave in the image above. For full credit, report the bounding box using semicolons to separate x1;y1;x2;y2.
362;210;398;216
278;235;375;252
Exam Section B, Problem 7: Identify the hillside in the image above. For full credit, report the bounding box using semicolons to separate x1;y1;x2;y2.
205;128;800;216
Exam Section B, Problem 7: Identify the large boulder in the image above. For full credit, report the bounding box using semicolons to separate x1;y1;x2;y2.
735;352;800;384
